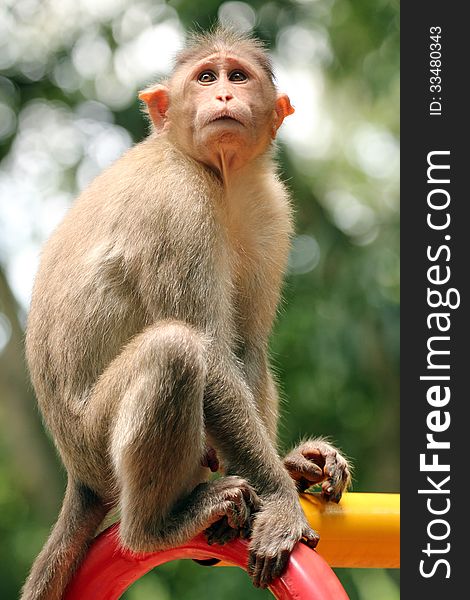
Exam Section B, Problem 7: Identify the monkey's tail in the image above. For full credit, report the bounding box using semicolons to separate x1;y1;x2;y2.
20;479;108;600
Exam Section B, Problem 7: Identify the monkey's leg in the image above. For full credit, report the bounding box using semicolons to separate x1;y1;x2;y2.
284;438;352;502
20;480;107;600
93;322;258;553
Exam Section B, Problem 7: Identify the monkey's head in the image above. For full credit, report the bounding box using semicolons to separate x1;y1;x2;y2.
139;27;294;175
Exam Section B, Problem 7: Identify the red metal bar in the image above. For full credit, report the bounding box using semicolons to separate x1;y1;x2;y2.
64;524;348;600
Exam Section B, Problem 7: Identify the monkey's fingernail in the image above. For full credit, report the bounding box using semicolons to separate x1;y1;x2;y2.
326;486;333;494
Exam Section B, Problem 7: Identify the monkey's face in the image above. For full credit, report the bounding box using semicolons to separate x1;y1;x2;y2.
181;52;274;152
169;52;290;172
139;50;294;175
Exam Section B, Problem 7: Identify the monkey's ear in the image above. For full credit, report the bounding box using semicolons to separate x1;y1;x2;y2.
272;94;295;138
139;84;170;132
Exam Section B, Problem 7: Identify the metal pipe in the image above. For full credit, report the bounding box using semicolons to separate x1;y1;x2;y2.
299;492;400;568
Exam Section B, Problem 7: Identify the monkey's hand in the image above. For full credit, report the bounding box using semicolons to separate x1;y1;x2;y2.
203;476;260;546
248;495;319;588
283;438;352;502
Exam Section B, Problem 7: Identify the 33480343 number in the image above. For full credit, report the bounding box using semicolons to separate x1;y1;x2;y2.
429;27;442;94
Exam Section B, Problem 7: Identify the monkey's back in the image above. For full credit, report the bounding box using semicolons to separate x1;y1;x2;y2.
26;135;222;440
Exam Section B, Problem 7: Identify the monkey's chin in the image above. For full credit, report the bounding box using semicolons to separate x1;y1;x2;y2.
199;129;247;152
205;117;246;134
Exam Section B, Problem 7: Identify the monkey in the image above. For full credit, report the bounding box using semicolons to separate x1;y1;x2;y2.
21;26;351;599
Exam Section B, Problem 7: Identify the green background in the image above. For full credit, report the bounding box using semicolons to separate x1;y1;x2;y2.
0;0;399;598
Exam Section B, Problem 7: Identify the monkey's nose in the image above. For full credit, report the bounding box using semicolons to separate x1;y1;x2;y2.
216;91;233;103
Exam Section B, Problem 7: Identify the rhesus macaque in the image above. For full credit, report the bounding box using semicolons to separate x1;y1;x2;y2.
22;27;351;599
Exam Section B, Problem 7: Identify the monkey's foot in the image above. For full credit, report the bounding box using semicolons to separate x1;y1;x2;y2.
203;476;259;546
283;439;352;502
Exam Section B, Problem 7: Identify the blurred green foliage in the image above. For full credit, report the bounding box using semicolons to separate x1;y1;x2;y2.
0;0;399;598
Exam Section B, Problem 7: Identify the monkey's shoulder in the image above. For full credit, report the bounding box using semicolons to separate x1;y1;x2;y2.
71;135;219;223
114;134;219;195
41;138;215;252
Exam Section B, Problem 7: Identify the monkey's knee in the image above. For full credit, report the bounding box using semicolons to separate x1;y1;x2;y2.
151;321;208;385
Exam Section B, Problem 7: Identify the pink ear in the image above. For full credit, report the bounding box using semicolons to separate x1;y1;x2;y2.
139;84;170;132
273;94;295;138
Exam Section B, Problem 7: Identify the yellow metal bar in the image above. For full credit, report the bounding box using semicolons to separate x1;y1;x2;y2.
214;492;399;570
300;492;400;569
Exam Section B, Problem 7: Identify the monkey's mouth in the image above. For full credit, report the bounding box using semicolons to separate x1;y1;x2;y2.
210;115;243;125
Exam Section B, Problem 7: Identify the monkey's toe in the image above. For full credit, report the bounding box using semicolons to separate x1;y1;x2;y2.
204;516;240;545
215;476;260;527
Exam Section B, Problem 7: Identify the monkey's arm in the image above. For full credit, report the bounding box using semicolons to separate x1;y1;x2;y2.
241;343;279;444
283;438;352;503
242;347;351;502
204;350;318;587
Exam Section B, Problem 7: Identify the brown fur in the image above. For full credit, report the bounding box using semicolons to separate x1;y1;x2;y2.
22;27;350;598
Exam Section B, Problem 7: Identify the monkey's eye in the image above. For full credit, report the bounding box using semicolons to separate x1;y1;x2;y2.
229;70;248;82
198;70;217;84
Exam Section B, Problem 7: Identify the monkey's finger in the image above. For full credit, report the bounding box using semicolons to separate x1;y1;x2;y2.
209;526;239;545
285;455;324;483
205;516;232;544
244;496;258;526
339;463;352;492
240;485;261;512
331;470;351;503
285;451;323;470
321;479;337;501
301;447;325;464
228;500;249;529
323;461;342;488
323;451;339;479
238;509;255;539
224;487;253;526
321;481;344;503
251;554;267;588
299;463;324;481
247;550;256;576
302;527;320;548
321;462;350;502
321;482;342;503
240;501;252;527
259;555;278;589
270;550;290;582
226;509;240;529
